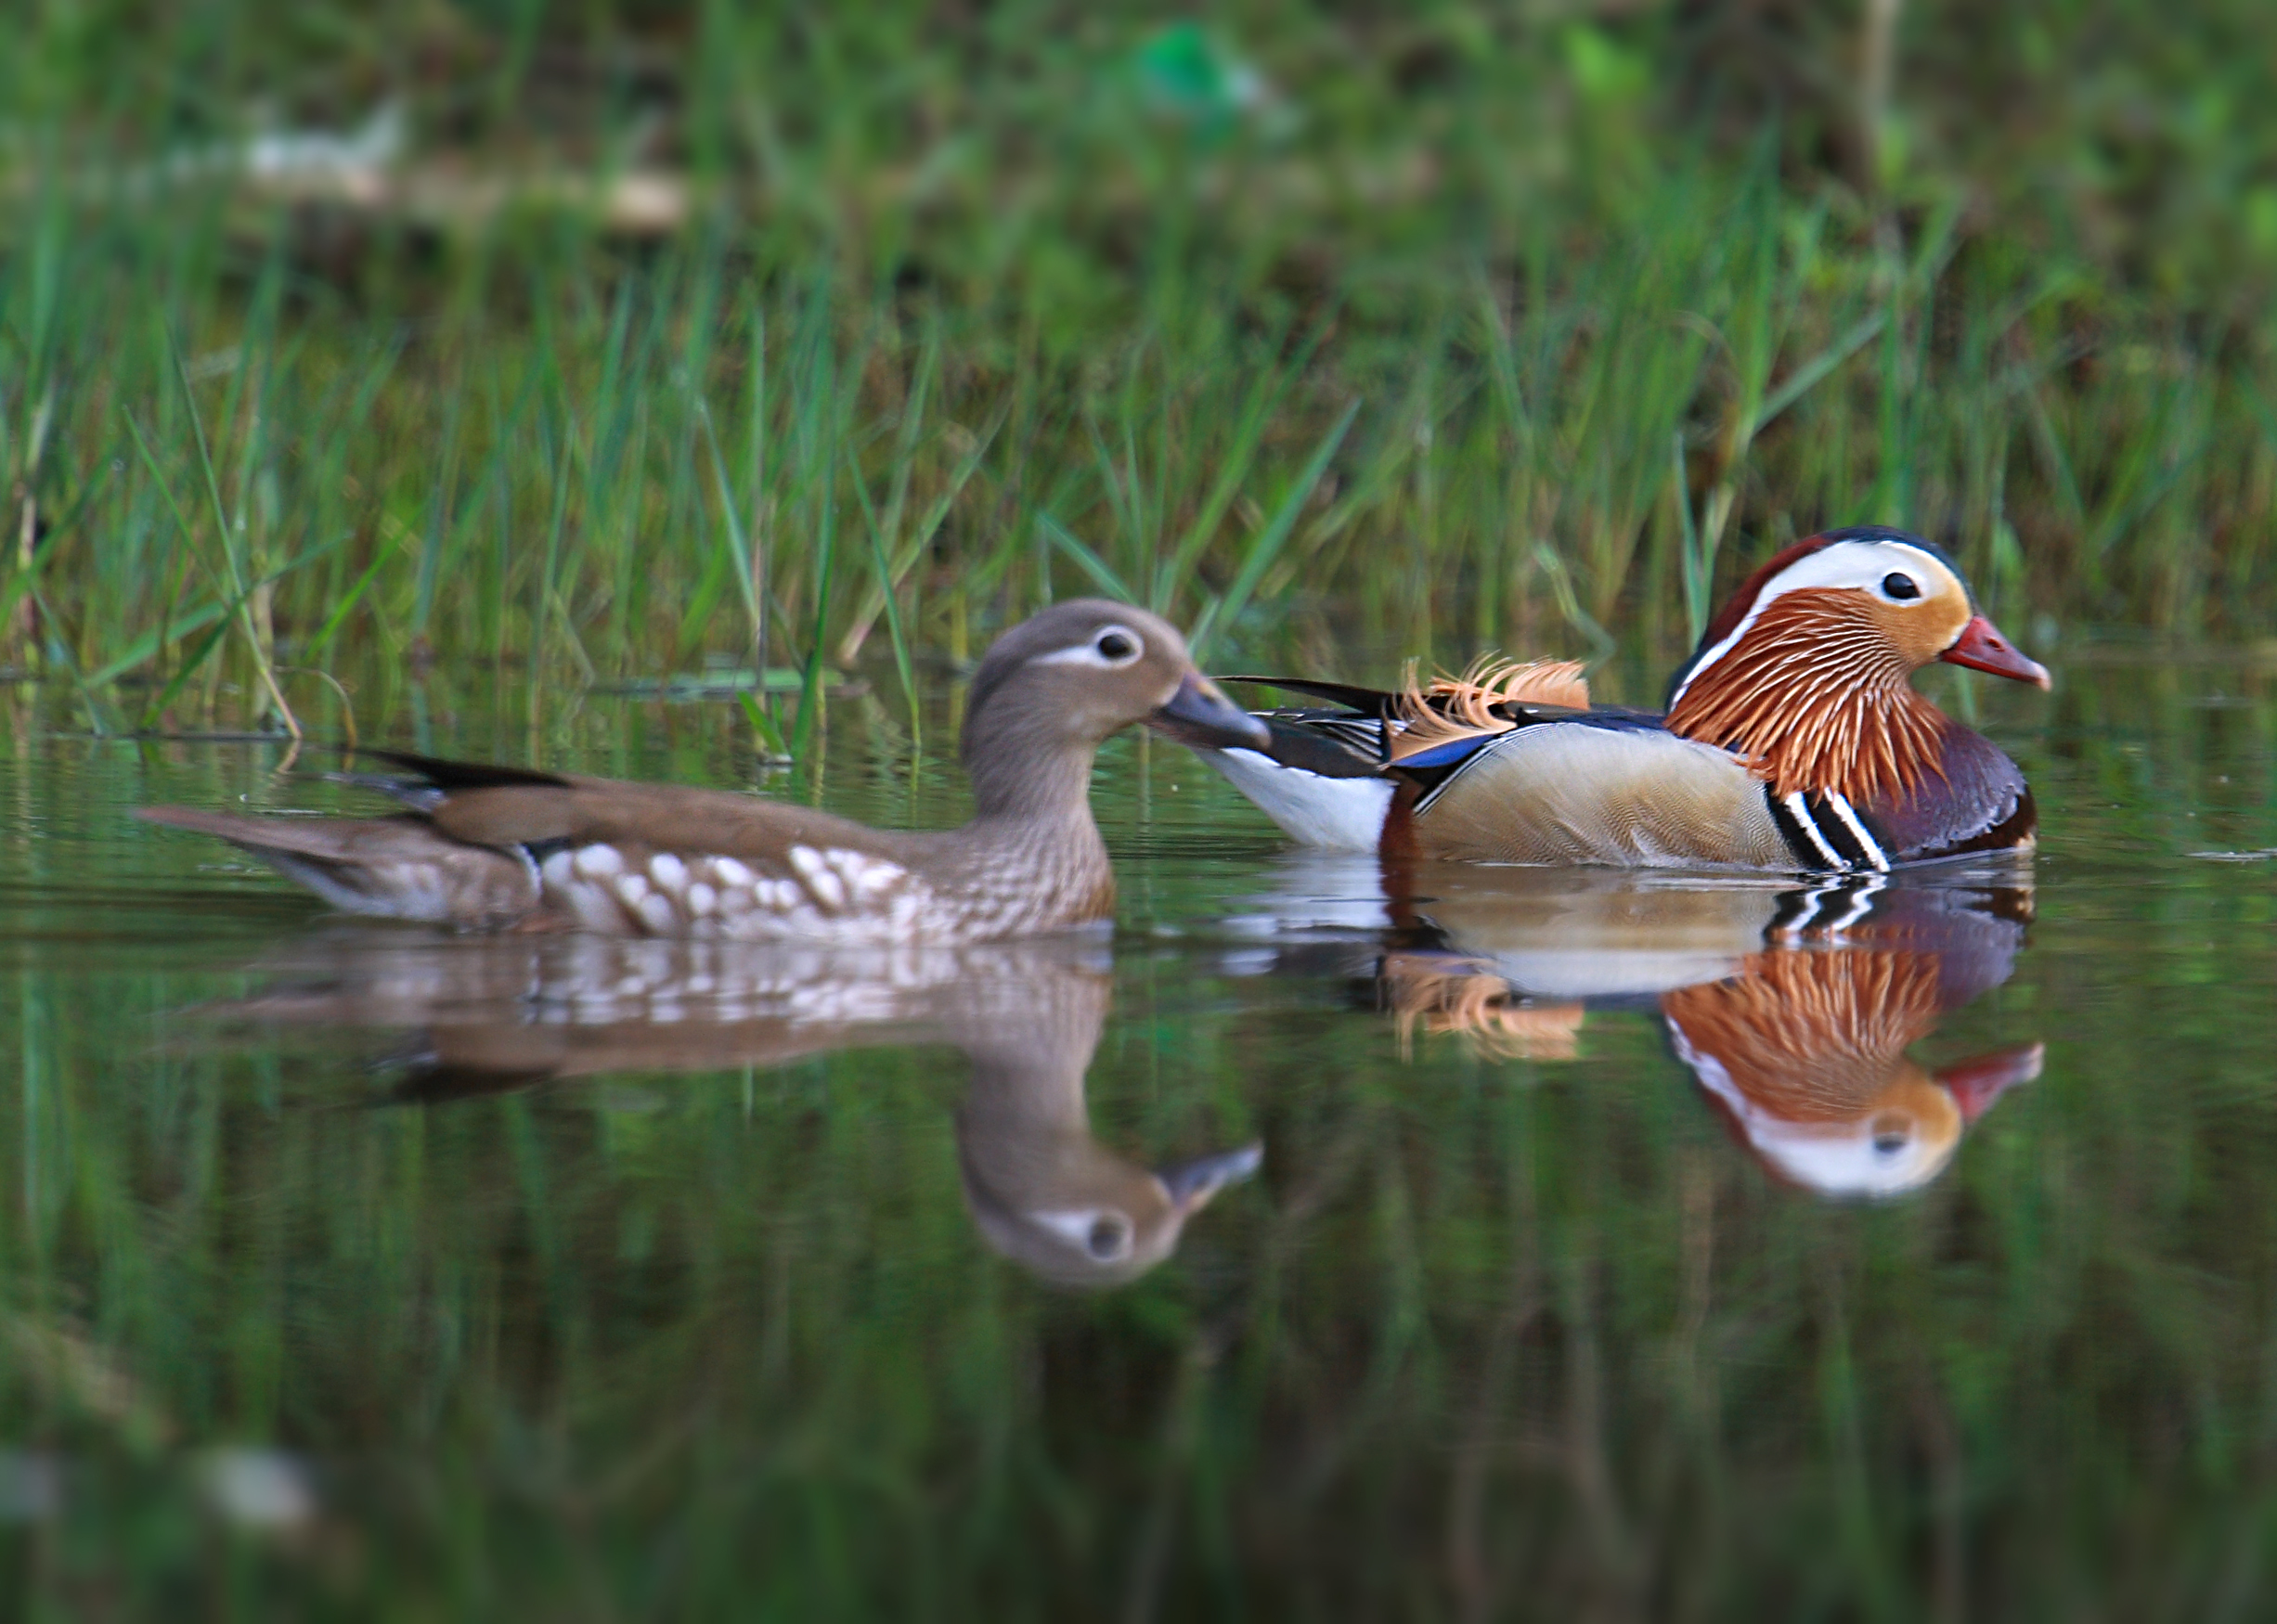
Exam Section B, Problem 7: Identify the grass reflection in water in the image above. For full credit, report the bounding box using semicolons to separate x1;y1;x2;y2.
1;662;2274;1617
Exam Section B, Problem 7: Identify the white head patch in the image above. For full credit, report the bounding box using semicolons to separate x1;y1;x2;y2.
1673;1025;1957;1198
1030;1206;1136;1260
1671;539;1962;706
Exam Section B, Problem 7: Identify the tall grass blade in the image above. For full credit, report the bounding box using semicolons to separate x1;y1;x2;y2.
162;330;300;736
847;442;922;747
1190;398;1360;662
1038;511;1137;604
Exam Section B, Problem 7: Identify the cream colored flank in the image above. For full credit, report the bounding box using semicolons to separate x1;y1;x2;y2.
1413;726;1796;867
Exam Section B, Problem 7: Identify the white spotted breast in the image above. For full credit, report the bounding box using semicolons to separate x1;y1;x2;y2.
535;841;1057;945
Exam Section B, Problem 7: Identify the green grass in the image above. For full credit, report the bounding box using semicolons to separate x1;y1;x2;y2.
3;2;2275;748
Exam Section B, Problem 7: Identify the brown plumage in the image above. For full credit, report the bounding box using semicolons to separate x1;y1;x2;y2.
1661;948;1947;1121
140;600;1269;944
1663;590;1952;804
1663;947;2043;1196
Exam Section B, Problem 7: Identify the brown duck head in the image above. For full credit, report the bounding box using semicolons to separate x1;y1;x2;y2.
1664;528;2049;806
961;599;1267;818
953;962;1262;1288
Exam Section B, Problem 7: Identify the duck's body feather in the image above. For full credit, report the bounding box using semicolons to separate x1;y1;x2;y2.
1209;744;1397;853
1210;690;2035;872
145;754;1117;945
1403;717;1795;867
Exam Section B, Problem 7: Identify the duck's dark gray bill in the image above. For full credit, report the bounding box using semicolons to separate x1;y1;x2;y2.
1157;1142;1265;1209
1146;673;1272;750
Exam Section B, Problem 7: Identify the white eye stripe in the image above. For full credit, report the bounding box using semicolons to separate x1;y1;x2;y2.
1032;623;1146;668
1672;540;1960;704
1030;1207;1133;1258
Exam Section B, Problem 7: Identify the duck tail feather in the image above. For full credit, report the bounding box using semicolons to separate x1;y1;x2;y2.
1388;656;1591;764
137;807;538;926
1218;675;1402;715
339;746;574;793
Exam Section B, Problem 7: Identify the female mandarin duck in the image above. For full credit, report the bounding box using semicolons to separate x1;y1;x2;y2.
139;599;1269;944
1206;526;2050;871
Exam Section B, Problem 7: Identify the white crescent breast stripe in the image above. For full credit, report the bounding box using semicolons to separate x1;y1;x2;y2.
1781;792;1845;867
1819;792;1891;871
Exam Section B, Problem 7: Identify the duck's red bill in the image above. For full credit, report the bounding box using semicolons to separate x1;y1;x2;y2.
1939;1042;2045;1124
1941;613;2051;689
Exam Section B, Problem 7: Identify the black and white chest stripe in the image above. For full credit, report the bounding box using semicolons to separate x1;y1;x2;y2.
1764;787;1892;872
1766;873;1888;937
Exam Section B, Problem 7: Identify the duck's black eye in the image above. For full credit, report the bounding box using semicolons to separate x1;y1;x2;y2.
1087;1218;1128;1258
1096;631;1137;662
1882;573;1921;600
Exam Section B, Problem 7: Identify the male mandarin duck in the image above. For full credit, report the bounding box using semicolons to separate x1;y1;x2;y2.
140;600;1268;946
1205;527;2051;870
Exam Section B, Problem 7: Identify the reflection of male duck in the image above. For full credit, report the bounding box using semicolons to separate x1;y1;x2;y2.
1224;854;2040;1197
201;930;1259;1286
1662;946;2040;1197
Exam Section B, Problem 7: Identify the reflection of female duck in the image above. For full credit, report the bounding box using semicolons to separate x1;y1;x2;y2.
953;968;1261;1288
196;931;1259;1286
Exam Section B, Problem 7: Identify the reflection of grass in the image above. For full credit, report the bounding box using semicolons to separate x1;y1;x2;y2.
0;665;2274;1611
4;5;2275;742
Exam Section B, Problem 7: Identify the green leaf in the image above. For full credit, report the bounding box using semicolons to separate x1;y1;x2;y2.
738;691;792;762
1036;511;1136;603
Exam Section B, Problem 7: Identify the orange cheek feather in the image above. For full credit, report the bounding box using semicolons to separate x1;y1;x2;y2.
1869;590;1973;667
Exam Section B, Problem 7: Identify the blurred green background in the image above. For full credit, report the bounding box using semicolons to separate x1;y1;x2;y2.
3;0;2274;741
6;10;2277;1618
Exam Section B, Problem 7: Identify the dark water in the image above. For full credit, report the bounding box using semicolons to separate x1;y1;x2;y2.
2;652;2275;1619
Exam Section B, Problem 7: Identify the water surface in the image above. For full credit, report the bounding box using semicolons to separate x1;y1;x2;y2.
2;651;2274;1618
